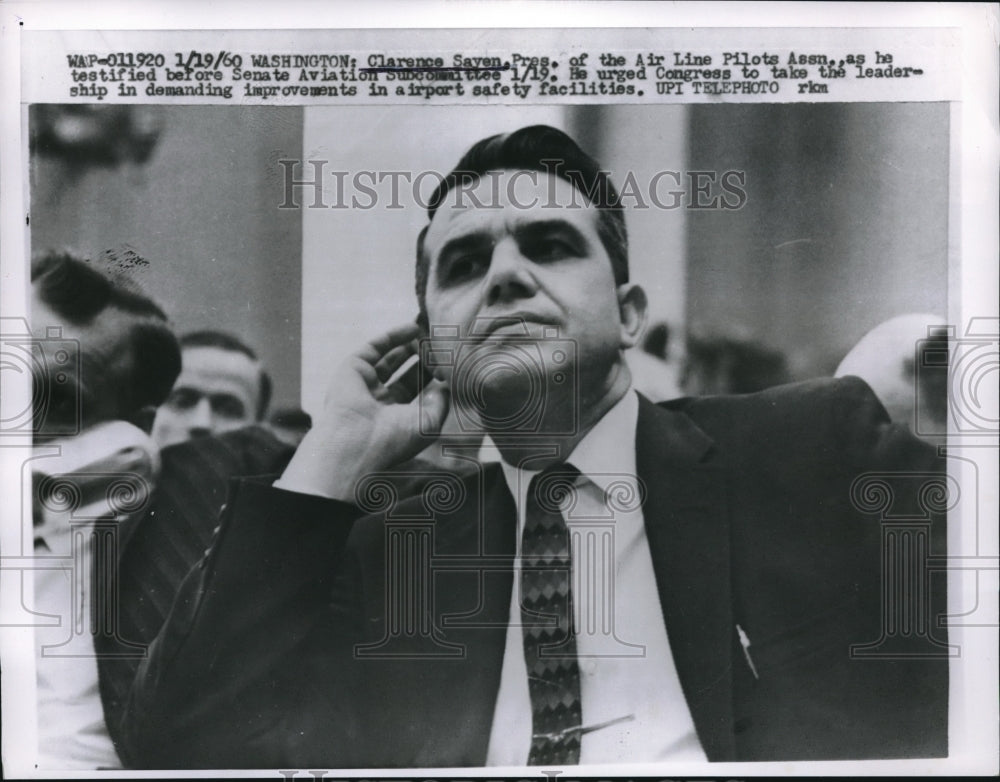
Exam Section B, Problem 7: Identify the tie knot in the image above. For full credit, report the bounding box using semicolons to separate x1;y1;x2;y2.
527;463;580;515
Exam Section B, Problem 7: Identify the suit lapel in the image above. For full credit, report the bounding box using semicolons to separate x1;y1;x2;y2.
636;394;736;761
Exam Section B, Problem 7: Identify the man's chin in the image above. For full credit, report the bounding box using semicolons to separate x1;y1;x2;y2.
458;372;531;406
452;373;563;436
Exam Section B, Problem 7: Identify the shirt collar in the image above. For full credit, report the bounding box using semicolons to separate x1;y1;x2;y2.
33;420;159;551
482;388;640;499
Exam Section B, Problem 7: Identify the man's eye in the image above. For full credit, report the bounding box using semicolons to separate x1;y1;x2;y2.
168;389;200;410
211;395;247;420
522;237;575;262
445;254;488;282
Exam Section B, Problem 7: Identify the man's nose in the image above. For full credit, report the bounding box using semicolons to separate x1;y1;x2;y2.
485;239;538;306
186;397;214;437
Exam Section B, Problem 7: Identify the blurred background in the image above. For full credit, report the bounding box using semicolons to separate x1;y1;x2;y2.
29;105;304;411
29;102;949;416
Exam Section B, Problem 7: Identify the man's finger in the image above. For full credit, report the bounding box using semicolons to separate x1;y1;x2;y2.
417;380;451;437
373;343;418;384
355;323;423;365
333;357;379;402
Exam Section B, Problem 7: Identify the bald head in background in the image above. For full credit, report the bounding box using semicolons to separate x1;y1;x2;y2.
836;313;949;442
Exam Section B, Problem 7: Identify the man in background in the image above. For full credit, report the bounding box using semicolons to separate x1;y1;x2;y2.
29;250;181;768
836;313;950;445
150;330;271;448
680;330;791;396
626;321;683;402
266;406;313;448
99;334;293;755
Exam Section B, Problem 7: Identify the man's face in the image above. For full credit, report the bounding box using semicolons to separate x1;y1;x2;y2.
150;346;261;448
422;171;644;418
30;291;141;439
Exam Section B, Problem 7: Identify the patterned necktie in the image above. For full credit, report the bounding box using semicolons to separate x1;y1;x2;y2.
521;464;582;765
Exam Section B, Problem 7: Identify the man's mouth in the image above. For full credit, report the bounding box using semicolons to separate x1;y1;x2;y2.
470;314;558;340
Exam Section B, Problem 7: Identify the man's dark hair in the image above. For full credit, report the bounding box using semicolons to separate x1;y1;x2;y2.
415;125;628;330
642;322;671;361
268;406;312;430
31;250;181;416
179;330;272;419
32;250;171;323
907;327;950;432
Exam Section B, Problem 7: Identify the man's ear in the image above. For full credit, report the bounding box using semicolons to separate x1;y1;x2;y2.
616;283;648;349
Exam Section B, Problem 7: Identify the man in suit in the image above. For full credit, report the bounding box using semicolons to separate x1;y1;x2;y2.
95;424;295;755
121;126;948;768
29;250;181;768
101;327;280;727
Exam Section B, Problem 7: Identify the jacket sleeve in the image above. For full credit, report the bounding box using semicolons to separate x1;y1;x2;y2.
708;376;949;760
118;478;364;769
99;426;297;748
832;375;950;758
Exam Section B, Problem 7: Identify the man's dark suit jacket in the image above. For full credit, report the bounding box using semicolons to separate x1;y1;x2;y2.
96;427;295;751
120;377;949;768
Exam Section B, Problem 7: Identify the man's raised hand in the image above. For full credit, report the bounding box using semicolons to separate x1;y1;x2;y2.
275;324;450;501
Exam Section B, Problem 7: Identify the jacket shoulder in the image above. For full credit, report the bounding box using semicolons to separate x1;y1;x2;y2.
658;375;938;478
662;375;886;423
662;376;886;451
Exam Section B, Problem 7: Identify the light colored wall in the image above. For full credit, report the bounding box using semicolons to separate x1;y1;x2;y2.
685;102;950;378
574;104;688;332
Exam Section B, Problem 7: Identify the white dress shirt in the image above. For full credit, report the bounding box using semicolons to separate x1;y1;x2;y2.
33;421;158;769
483;389;707;765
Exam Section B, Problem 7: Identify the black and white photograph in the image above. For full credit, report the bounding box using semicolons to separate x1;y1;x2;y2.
1;4;997;778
